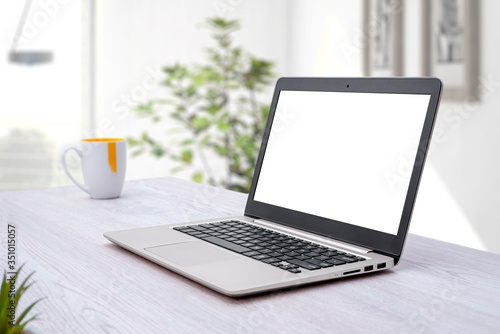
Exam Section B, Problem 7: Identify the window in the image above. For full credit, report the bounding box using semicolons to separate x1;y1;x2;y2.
0;0;84;190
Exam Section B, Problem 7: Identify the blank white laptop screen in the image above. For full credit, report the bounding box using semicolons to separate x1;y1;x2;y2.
253;90;431;235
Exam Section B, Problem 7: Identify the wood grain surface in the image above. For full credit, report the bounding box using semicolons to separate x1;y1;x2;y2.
1;177;499;333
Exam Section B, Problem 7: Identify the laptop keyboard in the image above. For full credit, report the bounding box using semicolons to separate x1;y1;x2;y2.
173;220;365;274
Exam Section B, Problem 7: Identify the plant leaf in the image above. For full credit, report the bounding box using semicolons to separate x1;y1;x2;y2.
192;172;204;183
181;150;193;163
191;117;211;133
16;299;43;327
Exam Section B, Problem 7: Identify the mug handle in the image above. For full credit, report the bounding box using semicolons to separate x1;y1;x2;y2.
61;147;90;194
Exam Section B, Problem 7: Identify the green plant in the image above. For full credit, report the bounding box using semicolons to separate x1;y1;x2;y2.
1;266;42;334
128;17;275;192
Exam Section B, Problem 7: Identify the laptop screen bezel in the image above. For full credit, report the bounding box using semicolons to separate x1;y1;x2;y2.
244;77;442;260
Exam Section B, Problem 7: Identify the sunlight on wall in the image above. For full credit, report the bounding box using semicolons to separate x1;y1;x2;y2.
411;163;486;250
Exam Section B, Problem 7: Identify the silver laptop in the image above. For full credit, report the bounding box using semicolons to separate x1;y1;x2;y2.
105;77;442;297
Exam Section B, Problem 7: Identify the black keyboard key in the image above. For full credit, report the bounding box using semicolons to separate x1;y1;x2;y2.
181;228;197;233
355;257;366;261
315;255;331;261
285;251;300;257
261;257;281;264
326;259;346;266
278;255;293;261
173;226;191;231
305;258;324;266
242;251;262;257
322;251;338;257
305;252;320;257
268;252;282;258
288;259;321;271
343;253;357;258
201;236;251;254
281;264;298;270
333;255;358;263
288;268;301;274
191;225;208;231
306;259;333;268
295;254;311;261
193;233;211;238
185;231;203;236
252;254;270;260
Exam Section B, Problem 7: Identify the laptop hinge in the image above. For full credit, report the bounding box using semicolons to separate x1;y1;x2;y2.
252;219;372;254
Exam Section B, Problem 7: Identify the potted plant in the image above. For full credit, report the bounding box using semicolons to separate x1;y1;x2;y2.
1;265;42;334
128;17;276;193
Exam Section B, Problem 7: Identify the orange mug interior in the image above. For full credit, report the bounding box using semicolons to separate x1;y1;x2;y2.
82;138;125;142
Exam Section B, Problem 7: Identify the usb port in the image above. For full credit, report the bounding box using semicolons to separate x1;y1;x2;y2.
364;265;373;272
377;263;386;269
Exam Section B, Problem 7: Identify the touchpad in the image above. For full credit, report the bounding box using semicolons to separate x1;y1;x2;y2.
145;241;239;267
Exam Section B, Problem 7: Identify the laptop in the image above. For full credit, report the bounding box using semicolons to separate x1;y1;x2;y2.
105;77;442;297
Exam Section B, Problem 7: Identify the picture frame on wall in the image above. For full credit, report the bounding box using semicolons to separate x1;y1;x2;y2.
422;0;479;101
362;0;403;76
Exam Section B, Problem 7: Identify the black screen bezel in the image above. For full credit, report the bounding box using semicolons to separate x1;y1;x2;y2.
244;77;442;261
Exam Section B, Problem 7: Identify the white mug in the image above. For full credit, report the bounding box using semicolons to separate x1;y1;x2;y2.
62;138;127;199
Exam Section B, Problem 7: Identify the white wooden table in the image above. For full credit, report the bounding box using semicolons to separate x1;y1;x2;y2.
1;177;499;333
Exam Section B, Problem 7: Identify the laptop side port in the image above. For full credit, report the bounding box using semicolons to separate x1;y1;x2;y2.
364;265;373;272
377;263;386;269
343;269;361;275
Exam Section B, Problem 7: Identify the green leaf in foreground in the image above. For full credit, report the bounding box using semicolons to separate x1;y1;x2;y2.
1;265;43;334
